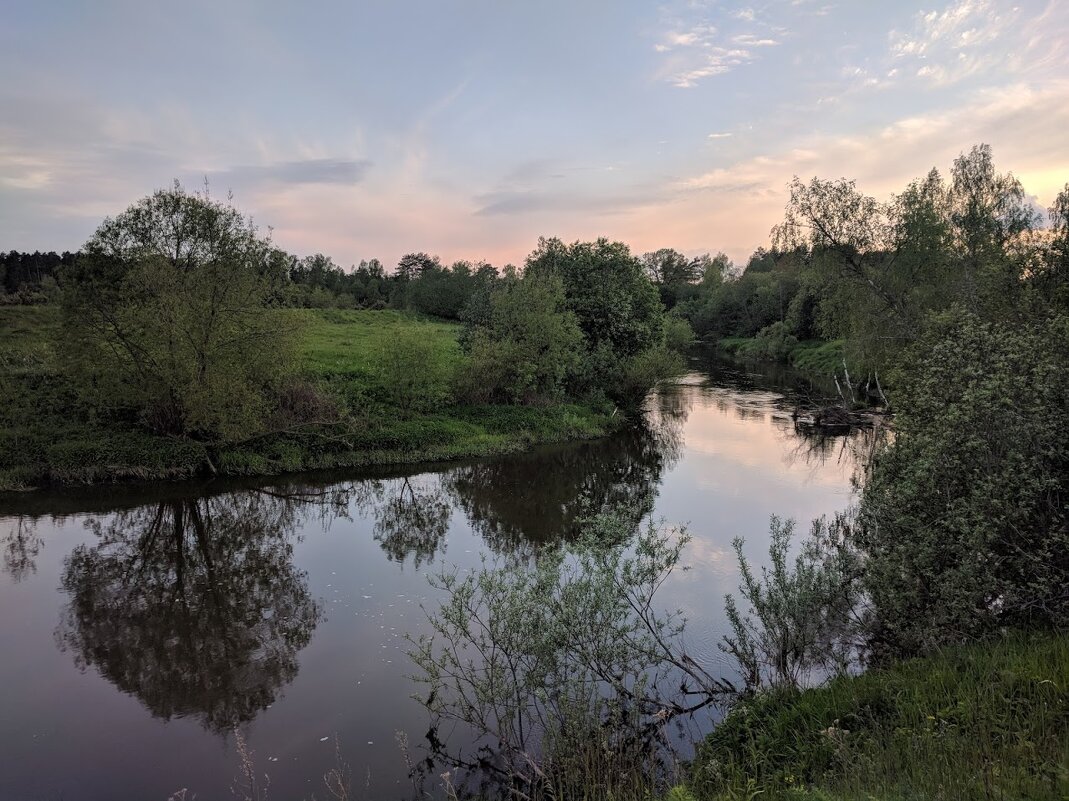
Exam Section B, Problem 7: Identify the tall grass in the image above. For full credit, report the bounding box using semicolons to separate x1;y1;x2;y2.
689;632;1069;800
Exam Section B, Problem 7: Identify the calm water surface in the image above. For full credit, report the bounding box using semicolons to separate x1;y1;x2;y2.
0;359;862;801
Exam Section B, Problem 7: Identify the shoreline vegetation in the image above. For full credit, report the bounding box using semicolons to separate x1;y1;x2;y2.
2;186;689;493
0;306;623;493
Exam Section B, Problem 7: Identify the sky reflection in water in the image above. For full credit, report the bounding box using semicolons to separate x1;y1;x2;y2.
0;360;863;801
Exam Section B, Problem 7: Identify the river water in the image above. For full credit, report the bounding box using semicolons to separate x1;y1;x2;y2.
0;358;862;801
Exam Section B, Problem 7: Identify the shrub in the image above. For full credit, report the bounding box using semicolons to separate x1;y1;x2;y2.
722;516;864;692
858;308;1069;658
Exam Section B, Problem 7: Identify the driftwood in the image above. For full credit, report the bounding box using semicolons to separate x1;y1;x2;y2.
799;403;890;431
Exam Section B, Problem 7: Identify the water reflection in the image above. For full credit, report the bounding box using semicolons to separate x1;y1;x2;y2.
0;361;873;801
2;516;42;583
55;492;322;733
365;477;452;568
443;409;686;556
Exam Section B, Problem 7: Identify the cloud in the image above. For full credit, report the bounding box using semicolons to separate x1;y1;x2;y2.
656;80;1069;264
473;189;632;217
707;132;733;140
888;0;1020;85
732;34;778;46
652;2;783;87
217;158;372;187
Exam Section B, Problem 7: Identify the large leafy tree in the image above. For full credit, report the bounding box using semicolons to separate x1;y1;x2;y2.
61;182;296;441
773;145;1039;372
526;237;664;358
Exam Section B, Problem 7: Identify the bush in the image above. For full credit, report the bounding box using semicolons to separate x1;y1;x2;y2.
858;308;1069;658
722;516;863;692
454;271;582;405
372;324;454;413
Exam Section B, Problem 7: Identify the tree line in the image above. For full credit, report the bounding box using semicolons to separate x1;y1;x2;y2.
30;181;691;465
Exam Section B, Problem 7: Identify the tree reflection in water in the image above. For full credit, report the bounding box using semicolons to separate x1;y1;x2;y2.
2;516;43;583
352;476;452;568
441;404;687;558
55;491;322;733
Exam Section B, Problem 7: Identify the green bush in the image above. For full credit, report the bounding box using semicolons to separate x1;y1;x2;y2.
858;308;1069;657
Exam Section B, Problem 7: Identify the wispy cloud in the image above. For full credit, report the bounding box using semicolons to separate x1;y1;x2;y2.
653;2;783;87
889;0;1019;85
666;80;1069;261
218;158;372;187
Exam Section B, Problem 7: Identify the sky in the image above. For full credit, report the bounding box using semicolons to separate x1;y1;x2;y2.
2;0;1068;269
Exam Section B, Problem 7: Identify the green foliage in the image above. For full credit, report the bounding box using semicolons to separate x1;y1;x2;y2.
455;270;584;404
857;308;1069;657
527;236;665;358
371;323;453;413
664;315;697;352
60;182;298;442
788;340;847;377
0;307;614;490
722;516;863;692
411;516;725;798
691;633;1069;801
774;145;1041;375
735;322;798;362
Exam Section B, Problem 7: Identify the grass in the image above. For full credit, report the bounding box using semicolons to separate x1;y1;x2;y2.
686;632;1069;801
0;306;616;491
717;337;852;381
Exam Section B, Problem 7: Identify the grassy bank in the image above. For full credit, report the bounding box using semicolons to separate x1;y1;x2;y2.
717;336;850;380
0;307;616;492
685;632;1069;801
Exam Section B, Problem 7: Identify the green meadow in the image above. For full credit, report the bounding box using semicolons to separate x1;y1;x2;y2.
0;306;614;491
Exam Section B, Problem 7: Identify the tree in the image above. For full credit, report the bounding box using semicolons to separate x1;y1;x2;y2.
60;182;296;442
526;237;664;358
947;144;1038;310
642;248;702;308
455;270;583;404
772;145;1039;372
395;251;439;282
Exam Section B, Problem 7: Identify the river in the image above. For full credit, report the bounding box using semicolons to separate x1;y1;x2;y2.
0;357;863;801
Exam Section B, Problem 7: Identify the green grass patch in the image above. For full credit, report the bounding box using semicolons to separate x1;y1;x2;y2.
296;308;463;379
715;336;854;383
688;632;1069;801
790;339;847;377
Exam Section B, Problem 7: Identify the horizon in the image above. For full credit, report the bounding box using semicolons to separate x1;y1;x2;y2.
2;0;1068;269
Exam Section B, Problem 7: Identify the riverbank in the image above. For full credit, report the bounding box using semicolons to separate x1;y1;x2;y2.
715;336;850;380
0;306;618;492
682;631;1068;801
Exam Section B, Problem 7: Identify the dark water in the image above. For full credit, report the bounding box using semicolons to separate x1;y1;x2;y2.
0;360;863;801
